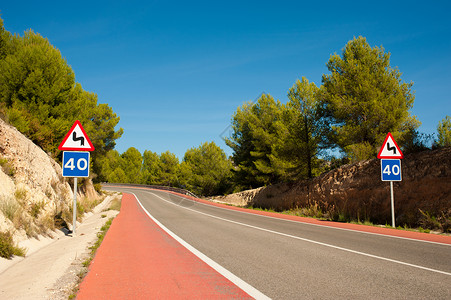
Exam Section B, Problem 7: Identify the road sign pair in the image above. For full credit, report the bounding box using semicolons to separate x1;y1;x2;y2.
59;120;94;178
58;120;95;236
378;132;403;182
378;133;403;228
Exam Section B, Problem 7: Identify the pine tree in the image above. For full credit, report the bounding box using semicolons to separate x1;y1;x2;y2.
159;151;180;187
182;141;232;196
271;77;323;179
226;94;284;188
142;150;162;185
322;36;419;161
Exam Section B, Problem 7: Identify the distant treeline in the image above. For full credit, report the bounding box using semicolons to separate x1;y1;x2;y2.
98;142;233;196
1;16;449;196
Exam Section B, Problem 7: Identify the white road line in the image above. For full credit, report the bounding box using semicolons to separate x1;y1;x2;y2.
131;193;270;300
148;191;451;277
109;185;451;247
175;191;451;248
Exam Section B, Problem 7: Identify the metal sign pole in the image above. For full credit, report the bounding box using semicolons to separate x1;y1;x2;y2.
390;181;395;228
73;177;78;236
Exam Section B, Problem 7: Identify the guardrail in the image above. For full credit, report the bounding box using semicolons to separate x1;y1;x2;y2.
101;182;200;199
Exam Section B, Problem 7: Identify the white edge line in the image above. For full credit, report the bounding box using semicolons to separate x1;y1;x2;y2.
107;186;451;246
110;186;450;247
165;190;451;248
147;191;451;277
130;192;271;300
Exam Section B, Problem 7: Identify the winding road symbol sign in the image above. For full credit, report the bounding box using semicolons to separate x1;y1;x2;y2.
377;132;403;159
58;120;95;151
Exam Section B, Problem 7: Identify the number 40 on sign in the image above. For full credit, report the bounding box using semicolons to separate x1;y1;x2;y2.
62;151;90;178
381;159;402;182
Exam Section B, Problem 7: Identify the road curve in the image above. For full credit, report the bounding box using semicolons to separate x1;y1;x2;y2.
77;193;256;299
104;186;451;299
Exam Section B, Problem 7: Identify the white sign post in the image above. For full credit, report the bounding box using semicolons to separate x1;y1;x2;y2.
73;177;78;236
377;133;403;228
59;121;94;236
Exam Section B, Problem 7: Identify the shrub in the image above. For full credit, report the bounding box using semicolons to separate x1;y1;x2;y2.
0;196;19;221
416;209;451;233
0;231;26;259
0;231;14;258
30;200;46;218
108;197;122;211
94;183;102;194
14;188;28;205
0;157;15;177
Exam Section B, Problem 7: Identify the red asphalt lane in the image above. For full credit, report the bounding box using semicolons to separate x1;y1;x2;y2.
76;193;252;299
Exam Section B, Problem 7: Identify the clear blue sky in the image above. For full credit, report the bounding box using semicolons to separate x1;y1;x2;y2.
1;1;450;159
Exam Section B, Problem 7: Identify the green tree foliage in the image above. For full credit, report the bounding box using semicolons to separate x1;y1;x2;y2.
109;167;128;184
247;94;284;184
159;151;180;186
96;150;123;183
99;148;184;188
226;94;284;188
58;83;123;177
182;141;232;196
0;18;122;183
226;89;330;188
225;101;258;189
437;116;451;147
0;30;75;152
271;77;324;179
322;36;419;161
142;150;162;185
97;148;144;184
0;17;11;61
120;147;143;184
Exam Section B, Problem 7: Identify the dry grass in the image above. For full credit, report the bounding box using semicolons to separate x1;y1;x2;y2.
0;196;20;221
0;231;26;259
0;157;15;177
29;200;46;219
14;188;27;205
108;197;122;211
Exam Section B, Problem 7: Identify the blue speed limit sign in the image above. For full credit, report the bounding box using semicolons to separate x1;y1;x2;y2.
381;159;402;181
62;151;90;177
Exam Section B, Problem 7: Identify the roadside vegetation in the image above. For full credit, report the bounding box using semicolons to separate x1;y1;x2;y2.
247;202;450;234
0;231;26;259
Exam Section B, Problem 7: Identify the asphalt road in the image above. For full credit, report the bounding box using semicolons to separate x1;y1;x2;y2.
105;186;451;299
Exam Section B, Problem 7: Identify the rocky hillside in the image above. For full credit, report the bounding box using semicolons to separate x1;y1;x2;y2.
216;147;451;230
0;118;74;243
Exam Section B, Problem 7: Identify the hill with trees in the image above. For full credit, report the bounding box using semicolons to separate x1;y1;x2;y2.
226;36;431;190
